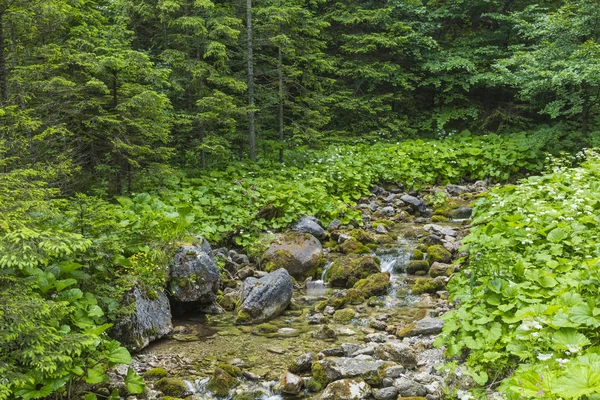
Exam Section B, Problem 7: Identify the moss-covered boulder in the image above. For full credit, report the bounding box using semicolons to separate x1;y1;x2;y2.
349;229;377;244
255;323;278;333
405;260;430;275
429;262;453;278
411;249;424;260
262;232;324;279
336;238;371;255
143;368;168;380
411;277;446;295
333;308;356;323
426;245;452;264
344;288;365;305
353;273;390;298
206;368;238;397
320;379;372;400
325;255;380;288
154;377;187;397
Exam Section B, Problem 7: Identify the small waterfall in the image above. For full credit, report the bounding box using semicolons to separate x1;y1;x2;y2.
195;378;283;400
377;238;416;307
320;261;333;281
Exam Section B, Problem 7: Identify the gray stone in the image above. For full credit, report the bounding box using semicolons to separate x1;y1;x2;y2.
316;357;385;381
236;269;293;324
374;343;418;369
422;234;444;246
237;266;255;280
429;262;453;278
393;377;427;397
320;379;371;400
262;232;323;278
445;184;468;197
384;365;405;378
451;207;473;219
397;316;444;338
289;353;315;373
424;224;457;237
313;325;337;340
307;313;327;324
400;194;427;213
230;251;250;265
111;285;172;352
375;225;388;234
292;216;326;239
373;387;398;400
342;343;361;357
280;372;303;395
380;206;395;217
328;219;342;231
169;242;221;310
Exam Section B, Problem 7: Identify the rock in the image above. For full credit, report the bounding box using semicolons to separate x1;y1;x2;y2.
380;206;395;217
445;184;468;197
353;272;390;297
315;357;385;382
313;325;337;340
333;308;357;323
400;195;427;213
384;365;405;378
374;343;418;369
170;242;221;309
292;216;326;239
373;386;398;400
143;368;168;380
429;262;453;278
411;277;446;295
236;269;293;324
397;316;444;338
320;379;372;400
375;225;388;234
280;372;304;394
329;219;342;231
289;353;315;373
337;238;371;255
237;266;255;280
394;377;427;397
325;255;380;288
111;285;172;352
230;251;250;265
451;207;472;219
278;328;299;337
307;313;327;324
154;377;188;397
342;343;361;356
262;232;324;278
422;234;444;246
426;245;452;264
207;368;238;397
424;224;457;237
406;260;430;275
369;319;387;331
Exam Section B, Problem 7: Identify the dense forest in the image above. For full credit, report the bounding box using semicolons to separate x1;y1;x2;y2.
1;0;600;399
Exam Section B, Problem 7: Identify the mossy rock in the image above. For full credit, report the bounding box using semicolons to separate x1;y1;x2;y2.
367;296;384;307
206;368;238;397
217;294;238;311
349;229;377;244
336;238;371;255
304;377;323;393
217;363;242;377
372;219;394;228
235;311;252;324
143;367;168;380
154;377;187;397
426;245;452;264
405;260;430;275
333;308;356;323
255;323;278;333
314;300;328;312
376;234;395;244
412;277;446;295
353;272;390;298
411;249;424;260
344;288;365;305
161;397;184;400
232;392;262;400
429;262;453;278
398;398;427;400
325;255;380;288
431;215;448;222
311;362;330;387
330;296;347;309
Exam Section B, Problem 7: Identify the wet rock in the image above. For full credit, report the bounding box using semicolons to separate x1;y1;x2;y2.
207;368;238;397
397;316;444;338
422;234;444;246
236;268;293;324
307;313;327;324
229;250;250;265
329;219;342;231
313;325;337;340
280;372;304;395
369;319;387;331
262;232;324;279
320;379;372;400
406;260;430;275
337;238;371;255
325;255;380;288
374;343;417;369
445;184;468;197
451;207;472;219
111;285;172;352
429;262;453;278
237;266;255;280
289;353;315;373
394;377;427;397
154;377;188;397
412;277;447;295
380;206;395;217
424;224;457;237
333;309;357;323
373;386;398;400
400;194;427;213
292;216;326;239
375;225;389;234
315;357;385;382
170;242;221;309
321;347;345;357
365;332;391;343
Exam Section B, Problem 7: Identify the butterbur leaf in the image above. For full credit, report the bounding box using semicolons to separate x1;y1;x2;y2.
553;329;590;350
84;394;98;400
554;365;600;398
105;341;132;364
88;305;104;317
547;228;568;243
85;364;107;384
125;368;145;394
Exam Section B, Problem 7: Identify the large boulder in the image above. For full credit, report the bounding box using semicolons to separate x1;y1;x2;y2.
169;240;221;312
325;255;380;288
396;316;444;338
236;268;293;324
320;379;372;400
292;216;326;239
314;357;385;382
262;232;324;278
400;194;427;213
111;285;173;352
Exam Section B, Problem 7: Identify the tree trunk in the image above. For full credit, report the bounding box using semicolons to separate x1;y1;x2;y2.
278;20;284;163
247;0;256;160
0;9;7;103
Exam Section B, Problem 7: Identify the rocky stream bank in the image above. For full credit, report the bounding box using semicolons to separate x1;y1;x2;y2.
108;182;492;400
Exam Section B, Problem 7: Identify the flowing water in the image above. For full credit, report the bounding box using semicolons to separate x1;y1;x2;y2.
138;222;461;399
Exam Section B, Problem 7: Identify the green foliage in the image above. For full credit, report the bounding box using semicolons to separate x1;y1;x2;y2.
437;149;600;398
